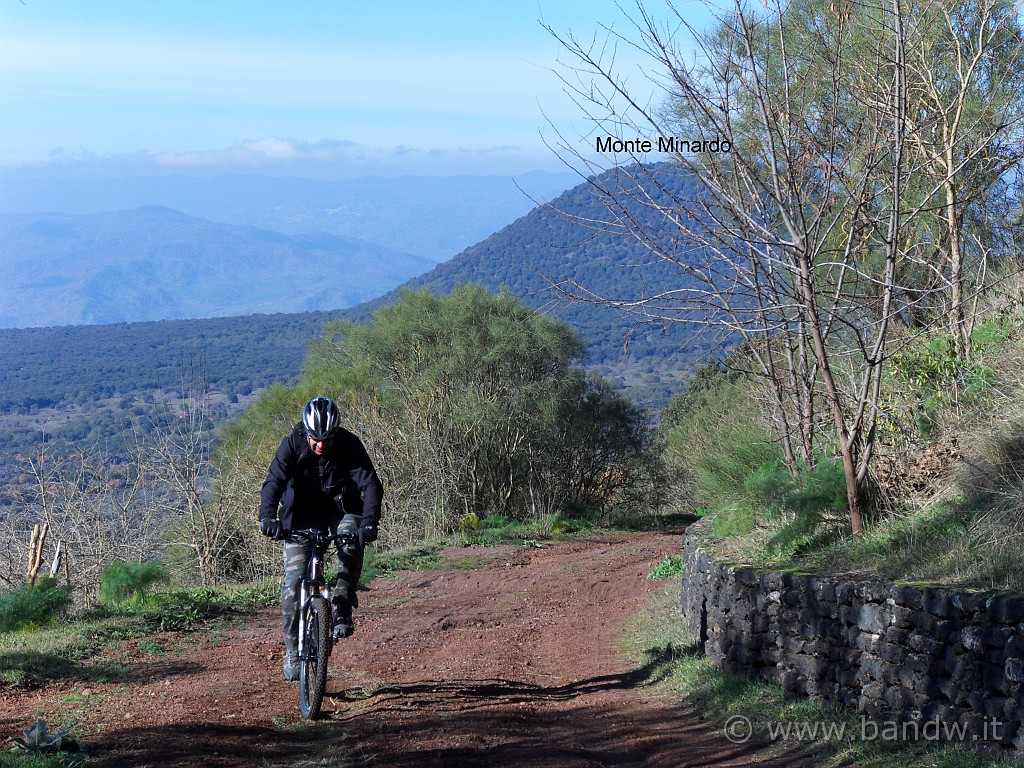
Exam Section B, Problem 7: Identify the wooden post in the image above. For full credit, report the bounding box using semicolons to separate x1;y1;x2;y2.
27;524;40;584
49;541;64;580
26;523;48;586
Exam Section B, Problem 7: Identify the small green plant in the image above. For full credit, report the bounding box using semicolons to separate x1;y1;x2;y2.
458;514;541;546
888;324;1010;439
4;719;86;767
647;555;682;580
98;560;167;606
694;436;786;539
0;579;72;633
971;319;1012;351
761;457;848;560
229;579;280;608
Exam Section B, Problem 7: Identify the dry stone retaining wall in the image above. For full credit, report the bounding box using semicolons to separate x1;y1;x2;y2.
680;519;1024;754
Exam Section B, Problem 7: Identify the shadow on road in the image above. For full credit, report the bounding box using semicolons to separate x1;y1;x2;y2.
330;641;698;715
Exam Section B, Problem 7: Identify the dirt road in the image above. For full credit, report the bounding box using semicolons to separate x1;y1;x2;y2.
2;532;805;767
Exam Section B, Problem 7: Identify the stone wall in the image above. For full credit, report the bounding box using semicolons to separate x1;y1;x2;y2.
680;519;1024;753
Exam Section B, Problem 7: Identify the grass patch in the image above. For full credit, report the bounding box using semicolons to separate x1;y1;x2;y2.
362;517;621;582
363;543;448;579
754;491;1024;592
625;588;1012;767
0;580;73;633
0;622;133;688
0;584;265;688
0;754;77;768
456;512;601;547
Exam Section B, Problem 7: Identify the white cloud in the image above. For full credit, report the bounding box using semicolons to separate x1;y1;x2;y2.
6;137;562;179
154;139;316;167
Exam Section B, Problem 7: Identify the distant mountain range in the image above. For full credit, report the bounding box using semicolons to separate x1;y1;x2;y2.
0;170;578;262
0;207;436;328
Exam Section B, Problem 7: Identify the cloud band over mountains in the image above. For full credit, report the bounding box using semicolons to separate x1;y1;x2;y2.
5;138;557;180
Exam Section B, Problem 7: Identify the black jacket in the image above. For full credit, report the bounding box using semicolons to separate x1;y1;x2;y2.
259;422;383;532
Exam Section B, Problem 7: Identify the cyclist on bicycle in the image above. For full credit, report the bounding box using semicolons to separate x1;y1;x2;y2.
258;396;384;682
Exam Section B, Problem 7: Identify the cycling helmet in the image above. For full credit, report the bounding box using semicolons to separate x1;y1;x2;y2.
302;396;340;441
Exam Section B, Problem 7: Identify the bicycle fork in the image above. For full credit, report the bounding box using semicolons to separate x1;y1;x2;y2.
297;551;332;660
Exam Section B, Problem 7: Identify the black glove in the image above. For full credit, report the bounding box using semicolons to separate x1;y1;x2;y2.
260;518;283;540
359;524;378;545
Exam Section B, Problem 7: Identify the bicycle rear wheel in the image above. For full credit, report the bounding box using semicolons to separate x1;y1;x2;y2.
299;596;331;719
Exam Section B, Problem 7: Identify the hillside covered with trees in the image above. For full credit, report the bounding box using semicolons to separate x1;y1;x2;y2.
0;309;347;487
349;164;726;407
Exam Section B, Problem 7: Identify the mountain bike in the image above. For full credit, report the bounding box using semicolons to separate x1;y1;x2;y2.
284;528;357;719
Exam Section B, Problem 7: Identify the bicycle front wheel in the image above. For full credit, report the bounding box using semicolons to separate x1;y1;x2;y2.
299;596;331;719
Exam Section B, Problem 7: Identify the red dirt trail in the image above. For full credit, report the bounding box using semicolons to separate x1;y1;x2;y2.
1;532;813;767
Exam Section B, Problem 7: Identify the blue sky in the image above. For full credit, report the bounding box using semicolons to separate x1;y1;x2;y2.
0;1;706;177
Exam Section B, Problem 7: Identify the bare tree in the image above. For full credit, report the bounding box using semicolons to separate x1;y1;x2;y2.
15;444;164;605
544;0;979;533
139;365;261;586
901;0;1024;354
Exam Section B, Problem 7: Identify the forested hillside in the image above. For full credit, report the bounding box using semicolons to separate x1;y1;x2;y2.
0;310;345;493
0;164;725;507
0;310;350;412
347;163;725;407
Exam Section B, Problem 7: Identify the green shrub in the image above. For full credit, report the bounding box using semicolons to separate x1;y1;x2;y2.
647;554;682;580
478;514;516;531
227;285;652;545
0;578;73;633
888;323;1012;439
660;353;783;536
696;447;849;559
99;560;167;606
763;461;848;558
971;319;1012;351
134;588;216;631
696;438;785;538
743;459;792;516
230;579;280;608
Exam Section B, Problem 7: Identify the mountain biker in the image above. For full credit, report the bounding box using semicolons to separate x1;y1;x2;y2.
258;396;384;682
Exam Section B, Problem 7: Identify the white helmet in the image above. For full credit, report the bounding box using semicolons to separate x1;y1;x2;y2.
302;397;340;441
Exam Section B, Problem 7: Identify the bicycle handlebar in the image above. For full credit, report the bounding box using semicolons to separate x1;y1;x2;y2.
280;528;359;549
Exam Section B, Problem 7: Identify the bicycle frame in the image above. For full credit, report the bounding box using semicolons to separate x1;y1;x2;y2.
286;529;357;661
283;527;357;719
